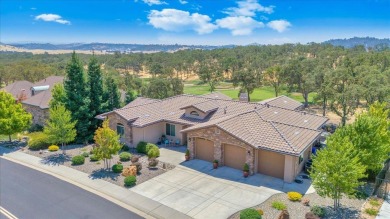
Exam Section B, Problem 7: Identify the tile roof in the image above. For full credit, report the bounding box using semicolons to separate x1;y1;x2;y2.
123;97;160;108
259;95;303;110
98;93;328;155
22;76;64;109
1;81;34;100
201;92;232;100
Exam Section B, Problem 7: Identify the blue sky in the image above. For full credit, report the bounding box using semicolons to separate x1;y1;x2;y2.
1;0;389;45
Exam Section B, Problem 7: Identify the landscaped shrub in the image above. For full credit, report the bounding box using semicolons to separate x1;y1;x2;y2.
369;198;380;207
28;124;44;133
124;175;136;187
302;198;310;206
119;152;132;161
243;163;250;172
112;164;124;173
310;206;325;217
287;191;302;201
90;154;99;162
81;152;89;157
122;145;130;151
272;201;287;210
48;145;59;152
365;208;379;216
305;212;320;219
28;132;50;150
131;155;139;163
240;208;261;219
147;145;160;158
148;158;159;167
257;209;264;216
130;162;142;173
71;155;85;165
136;141;148;153
145;143;155;153
122;166;137;177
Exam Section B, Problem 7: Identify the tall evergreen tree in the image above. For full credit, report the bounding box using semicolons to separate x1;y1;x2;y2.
87;55;103;136
64;52;91;143
102;76;120;111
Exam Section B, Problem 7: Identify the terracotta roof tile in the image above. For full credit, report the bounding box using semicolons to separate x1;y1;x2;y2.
1;81;34;99
259;95;303;110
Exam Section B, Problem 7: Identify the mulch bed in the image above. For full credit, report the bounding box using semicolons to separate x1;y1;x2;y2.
228;192;366;219
23;144;175;187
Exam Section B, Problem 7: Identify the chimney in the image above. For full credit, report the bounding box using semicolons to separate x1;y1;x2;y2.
239;93;249;102
266;103;269;108
224;107;227;114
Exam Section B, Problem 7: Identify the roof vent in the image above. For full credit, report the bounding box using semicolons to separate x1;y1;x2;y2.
144;114;150;117
294;131;300;135
169;112;175;115
284;100;287;103
304;120;308;123
266;103;269;108
224;107;227;114
274;111;278;114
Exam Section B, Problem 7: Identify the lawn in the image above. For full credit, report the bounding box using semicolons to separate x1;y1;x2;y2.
0;134;18;141
184;81;316;103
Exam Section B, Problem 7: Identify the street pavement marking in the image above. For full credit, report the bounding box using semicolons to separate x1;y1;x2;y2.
0;206;18;219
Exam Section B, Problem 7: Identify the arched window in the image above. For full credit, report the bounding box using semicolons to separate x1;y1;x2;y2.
190;111;199;116
117;123;125;137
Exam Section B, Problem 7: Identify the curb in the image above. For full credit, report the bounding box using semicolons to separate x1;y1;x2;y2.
1;155;154;219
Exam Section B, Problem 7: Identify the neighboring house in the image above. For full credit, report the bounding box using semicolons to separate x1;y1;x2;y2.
259;95;304;110
97;91;328;182
1;76;64;126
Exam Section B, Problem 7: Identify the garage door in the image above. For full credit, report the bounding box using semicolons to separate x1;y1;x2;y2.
195;138;214;162
258;149;285;179
224;144;246;170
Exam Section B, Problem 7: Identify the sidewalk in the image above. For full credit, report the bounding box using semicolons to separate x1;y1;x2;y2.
1;148;191;219
376;196;390;219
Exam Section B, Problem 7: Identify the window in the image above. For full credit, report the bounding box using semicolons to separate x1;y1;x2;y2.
166;123;176;136
190;111;199;116
299;154;304;164
117;123;125;137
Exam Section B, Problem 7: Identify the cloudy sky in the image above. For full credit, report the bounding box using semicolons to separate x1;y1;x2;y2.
1;0;389;45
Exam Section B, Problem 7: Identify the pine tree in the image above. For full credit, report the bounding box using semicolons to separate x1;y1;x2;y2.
87;55;103;137
64;52;91;143
102;76;120;111
0;91;32;142
50;83;67;108
44;104;76;154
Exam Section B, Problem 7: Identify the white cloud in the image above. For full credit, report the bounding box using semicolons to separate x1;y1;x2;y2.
35;14;70;25
31;7;36;10
148;9;217;34
179;0;188;4
267;20;291;33
143;0;167;6
216;16;264;36
224;0;274;17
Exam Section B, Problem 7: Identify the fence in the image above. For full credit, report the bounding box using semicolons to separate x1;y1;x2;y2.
373;159;390;200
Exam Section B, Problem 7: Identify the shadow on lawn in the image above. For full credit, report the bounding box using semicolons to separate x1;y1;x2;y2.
89;168;120;181
41;153;71;166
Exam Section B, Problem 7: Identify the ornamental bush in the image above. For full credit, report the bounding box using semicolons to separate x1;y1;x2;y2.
81;152;89;157
136;141;148;154
122;145;130;151
365;208;379;216
287;191;302;201
28;132;50;150
243;163;250;172
272;201;287;210
48;145;59;152
90;154;99;162
122;166;137;177
124;175;136;187
240;208;262;219
310;206;325;217
147;145;160;158
119;152;132;161
112;164;124;173
72;155;85;165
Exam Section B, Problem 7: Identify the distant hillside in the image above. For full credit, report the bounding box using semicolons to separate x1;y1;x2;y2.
323;37;390;49
5;43;235;53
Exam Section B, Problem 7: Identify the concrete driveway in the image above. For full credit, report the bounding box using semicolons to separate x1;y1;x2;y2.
131;158;313;219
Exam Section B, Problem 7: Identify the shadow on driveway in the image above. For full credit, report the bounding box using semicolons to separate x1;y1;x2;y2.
180;159;312;194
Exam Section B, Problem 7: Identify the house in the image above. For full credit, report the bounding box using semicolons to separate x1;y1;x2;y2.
1;76;64;126
97;92;328;182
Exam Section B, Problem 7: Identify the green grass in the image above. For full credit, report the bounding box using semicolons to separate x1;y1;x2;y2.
0;134;18;141
183;81;317;103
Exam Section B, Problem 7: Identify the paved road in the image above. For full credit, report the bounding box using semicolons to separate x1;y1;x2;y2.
0;158;143;219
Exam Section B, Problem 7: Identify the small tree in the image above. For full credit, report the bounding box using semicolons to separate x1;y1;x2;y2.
310;131;366;210
93;119;122;169
0;91;32;142
44;104;77;154
50;83;67;108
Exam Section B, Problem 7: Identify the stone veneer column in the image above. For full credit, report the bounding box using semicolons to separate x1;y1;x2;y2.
187;136;195;159
246;147;255;175
214;140;222;164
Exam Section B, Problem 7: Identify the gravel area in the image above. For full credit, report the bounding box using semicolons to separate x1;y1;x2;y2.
229;192;366;219
23;144;175;187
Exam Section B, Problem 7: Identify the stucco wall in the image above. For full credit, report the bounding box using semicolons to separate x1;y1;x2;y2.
165;122;186;145
132;122;185;146
187;126;255;175
23;104;48;126
284;146;312;183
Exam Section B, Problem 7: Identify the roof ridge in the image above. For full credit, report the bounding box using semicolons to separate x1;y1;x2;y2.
269;121;298;153
272;121;319;131
259;104;327;119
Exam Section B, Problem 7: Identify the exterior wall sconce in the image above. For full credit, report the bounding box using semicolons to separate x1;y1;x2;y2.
247;150;251;155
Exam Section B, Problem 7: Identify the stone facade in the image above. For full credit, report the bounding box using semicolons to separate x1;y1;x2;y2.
23;104;49;126
187;126;255;175
106;113;133;146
